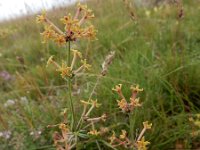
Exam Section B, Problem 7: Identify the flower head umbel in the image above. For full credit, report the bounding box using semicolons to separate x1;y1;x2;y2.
130;84;143;100
117;99;129;112
113;84;143;113
88;129;100;136
109;131;116;144
46;49;91;78
56;61;72;78
119;130;127;140
37;3;97;45
54;34;66;46
36;10;47;23
143;121;152;130
112;84;125;99
40;25;56;43
46;56;54;67
81;59;92;70
137;137;150;150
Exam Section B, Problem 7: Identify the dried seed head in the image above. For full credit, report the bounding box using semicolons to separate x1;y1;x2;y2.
101;51;115;76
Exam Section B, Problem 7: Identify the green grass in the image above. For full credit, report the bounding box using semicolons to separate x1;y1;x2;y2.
0;0;200;149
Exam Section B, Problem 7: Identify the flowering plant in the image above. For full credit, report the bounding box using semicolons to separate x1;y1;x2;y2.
36;2;152;149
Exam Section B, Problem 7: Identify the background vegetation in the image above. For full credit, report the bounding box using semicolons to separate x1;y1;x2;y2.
0;0;200;149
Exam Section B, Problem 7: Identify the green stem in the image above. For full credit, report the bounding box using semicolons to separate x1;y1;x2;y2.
67;41;75;131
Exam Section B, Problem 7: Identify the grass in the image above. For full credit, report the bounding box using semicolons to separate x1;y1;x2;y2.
0;0;200;149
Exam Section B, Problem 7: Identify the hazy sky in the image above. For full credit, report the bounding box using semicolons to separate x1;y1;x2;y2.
0;0;78;21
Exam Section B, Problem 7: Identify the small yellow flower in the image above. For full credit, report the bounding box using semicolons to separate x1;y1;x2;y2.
84;9;95;19
80;99;101;108
80;100;91;105
46;56;54;67
81;59;91;70
109;131;116;144
77;2;88;11
54;34;66;46
130;85;143;93
88;129;100;136
130;98;142;107
71;49;82;58
117;99;128;112
143;121;152;129
101;114;107;122
60;13;78;26
137;137;150;150
36;10;46;23
90;99;101;108
112;84;122;92
40;25;56;43
82;25;97;40
59;123;69;135
56;61;72;78
59;123;68;130
119;130;127;140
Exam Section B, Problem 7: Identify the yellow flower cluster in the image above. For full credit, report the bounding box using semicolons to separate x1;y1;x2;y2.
108;130;132;148
80;99;101;108
36;3;97;46
143;121;152;129
80;99;101;118
46;49;91;78
189;114;200;137
113;84;143;113
137;137;150;150
88;129;100;136
108;121;152;149
51;123;71;149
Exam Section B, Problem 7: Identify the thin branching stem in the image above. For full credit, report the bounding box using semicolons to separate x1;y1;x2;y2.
67;41;75;131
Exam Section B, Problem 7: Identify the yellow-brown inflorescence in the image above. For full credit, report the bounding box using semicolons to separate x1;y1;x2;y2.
111;84;152;149
51;123;72;149
88;129;100;136
137;137;150;150
36;3;97;45
108;121;152;149
38;3;153;150
143;121;152;129
108;129;132;148
113;84;143;113
46;50;91;78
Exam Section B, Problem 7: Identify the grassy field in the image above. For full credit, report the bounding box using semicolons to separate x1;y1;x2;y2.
0;0;200;149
